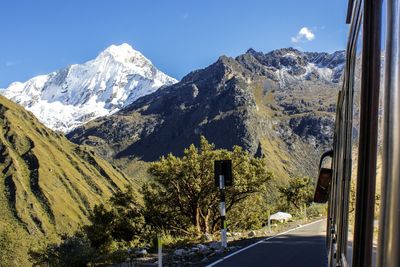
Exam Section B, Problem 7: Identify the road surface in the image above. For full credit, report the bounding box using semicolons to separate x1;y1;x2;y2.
207;219;327;267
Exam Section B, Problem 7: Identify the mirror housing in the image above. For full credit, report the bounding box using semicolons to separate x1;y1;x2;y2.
314;150;333;203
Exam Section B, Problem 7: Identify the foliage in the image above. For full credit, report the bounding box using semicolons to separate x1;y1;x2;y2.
306;203;327;218
30;187;149;266
227;193;270;230
279;176;314;211
142;136;273;234
29;233;94;267
84;186;149;254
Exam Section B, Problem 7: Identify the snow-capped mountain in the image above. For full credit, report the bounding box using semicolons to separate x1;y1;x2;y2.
244;48;345;86
0;43;177;132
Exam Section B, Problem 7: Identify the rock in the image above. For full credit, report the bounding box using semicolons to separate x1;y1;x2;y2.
188;251;197;258
209;241;221;250
135;249;147;256
226;232;232;237
215;249;224;255
230;246;239;251
248;231;257;237
191;247;200;252
201;257;209;262
197;244;208;250
297;224;302;227
197;244;210;254
174;248;187;257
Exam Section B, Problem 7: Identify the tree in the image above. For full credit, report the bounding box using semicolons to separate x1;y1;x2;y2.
142;136;273;235
29;233;94;267
30;187;148;267
279;177;314;211
84;186;149;253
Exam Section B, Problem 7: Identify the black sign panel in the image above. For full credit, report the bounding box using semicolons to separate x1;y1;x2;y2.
214;160;233;187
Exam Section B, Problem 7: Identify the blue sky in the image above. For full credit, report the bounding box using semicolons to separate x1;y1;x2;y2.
0;0;349;87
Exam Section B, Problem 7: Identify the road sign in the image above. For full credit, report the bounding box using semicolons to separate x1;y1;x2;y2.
214;160;233;187
214;160;233;249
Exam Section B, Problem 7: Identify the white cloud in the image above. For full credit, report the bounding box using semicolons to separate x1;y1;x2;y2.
291;27;315;43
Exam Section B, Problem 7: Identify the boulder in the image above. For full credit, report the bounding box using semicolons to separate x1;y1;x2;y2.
174;248;187;257
215;249;224;255
191;247;200;253
209;241;221;250
135;249;148;256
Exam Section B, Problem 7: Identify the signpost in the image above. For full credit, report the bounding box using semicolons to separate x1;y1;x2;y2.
157;234;162;267
214;160;233;249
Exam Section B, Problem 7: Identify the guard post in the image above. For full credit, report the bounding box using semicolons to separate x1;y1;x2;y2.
214;160;233;249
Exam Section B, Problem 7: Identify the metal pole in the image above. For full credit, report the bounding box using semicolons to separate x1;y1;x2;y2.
352;0;382;266
158;234;162;267
378;0;400;266
219;175;227;248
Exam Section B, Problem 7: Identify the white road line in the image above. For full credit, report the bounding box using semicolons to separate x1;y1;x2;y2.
205;219;325;267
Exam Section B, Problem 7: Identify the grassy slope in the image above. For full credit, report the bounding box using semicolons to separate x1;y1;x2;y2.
251;80;337;181
0;96;131;251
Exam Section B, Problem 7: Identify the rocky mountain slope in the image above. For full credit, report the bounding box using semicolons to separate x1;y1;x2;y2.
68;48;344;178
0;96;130;241
0;43;177;132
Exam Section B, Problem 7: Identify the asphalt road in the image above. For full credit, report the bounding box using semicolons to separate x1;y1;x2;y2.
207;219;328;267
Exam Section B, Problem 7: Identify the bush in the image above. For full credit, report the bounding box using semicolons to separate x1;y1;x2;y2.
84;186;150;254
306;203;327;218
29;233;94;267
279;176;314;212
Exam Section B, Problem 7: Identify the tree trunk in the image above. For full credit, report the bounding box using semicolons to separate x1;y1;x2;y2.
204;209;211;234
195;207;201;234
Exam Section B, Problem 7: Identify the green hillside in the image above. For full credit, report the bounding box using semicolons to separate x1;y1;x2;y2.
0;96;131;265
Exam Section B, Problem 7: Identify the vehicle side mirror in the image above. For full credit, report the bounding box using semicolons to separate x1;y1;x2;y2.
314;150;333;203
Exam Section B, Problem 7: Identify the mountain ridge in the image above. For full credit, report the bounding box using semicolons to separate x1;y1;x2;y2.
0;43;177;133
68;47;344;178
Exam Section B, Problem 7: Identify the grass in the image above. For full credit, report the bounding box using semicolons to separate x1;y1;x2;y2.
0;96;132;265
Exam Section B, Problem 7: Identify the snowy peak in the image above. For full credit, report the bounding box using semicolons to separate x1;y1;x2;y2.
96;43;153;73
241;47;345;84
0;43;177;132
98;43;145;63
